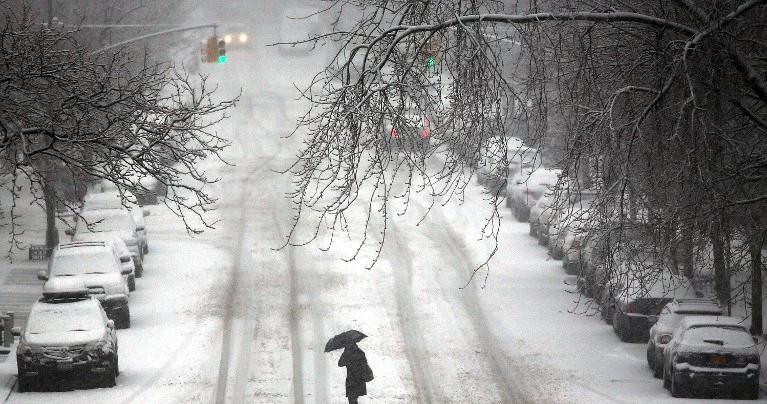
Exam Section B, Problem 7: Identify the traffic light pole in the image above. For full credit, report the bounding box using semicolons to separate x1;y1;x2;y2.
90;23;219;55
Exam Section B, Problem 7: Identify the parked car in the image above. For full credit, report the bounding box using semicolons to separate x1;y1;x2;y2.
12;279;119;392
662;316;759;399
507;167;561;222
67;207;145;277
562;227;589;275
578;223;655;299
529;192;553;237
80;190;151;255
544;187;598;254
646;299;723;378
601;257;702;342
38;241;132;328
548;210;590;260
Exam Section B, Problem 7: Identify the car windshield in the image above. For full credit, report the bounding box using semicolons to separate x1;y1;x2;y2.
50;253;115;276
685;326;753;346
26;306;102;334
77;212;133;233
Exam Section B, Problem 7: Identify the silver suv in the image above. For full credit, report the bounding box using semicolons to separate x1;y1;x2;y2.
12;279;119;392
646;298;722;378
38;241;131;328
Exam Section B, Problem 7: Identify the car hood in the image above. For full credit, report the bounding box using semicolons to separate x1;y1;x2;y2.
25;329;103;346
51;273;123;291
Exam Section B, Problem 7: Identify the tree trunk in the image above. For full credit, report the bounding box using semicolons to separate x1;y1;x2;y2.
43;178;59;252
750;241;763;335
711;219;730;305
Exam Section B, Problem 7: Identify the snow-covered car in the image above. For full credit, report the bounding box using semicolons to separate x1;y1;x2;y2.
38;241;132;328
602;258;702;342
507;167;561;221
12;279;119;392
67;208;145;276
81;190;151;255
662;316;759;399
546;189;598;259
478;137;539;196
646;299;723;378
562;227;588;275
528;192;552;237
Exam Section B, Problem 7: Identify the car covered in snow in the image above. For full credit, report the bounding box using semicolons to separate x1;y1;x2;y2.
38;241;132;328
383;113;432;155
646;298;723;378
662;316;759;399
601;257;702;342
67;207;145;277
12;280;119;392
80;190;151;255
506;167;560;222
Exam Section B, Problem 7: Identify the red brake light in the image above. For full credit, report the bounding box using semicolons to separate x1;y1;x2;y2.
420;128;430;138
391;128;398;137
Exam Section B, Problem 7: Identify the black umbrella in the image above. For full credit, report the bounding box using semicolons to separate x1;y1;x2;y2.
325;329;367;352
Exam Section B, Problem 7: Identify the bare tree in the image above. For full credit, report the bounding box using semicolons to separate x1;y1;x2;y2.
288;0;767;318
0;5;236;256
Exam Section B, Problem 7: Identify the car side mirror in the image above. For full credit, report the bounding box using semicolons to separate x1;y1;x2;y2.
659;334;673;344
64;228;74;236
647;315;659;324
37;270;49;281
107;320;114;329
11;327;22;337
120;255;131;263
142;208;150;217
135;225;145;232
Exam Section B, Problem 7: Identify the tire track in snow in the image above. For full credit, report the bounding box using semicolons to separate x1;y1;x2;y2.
416;199;538;403
211;110;285;403
385;218;441;404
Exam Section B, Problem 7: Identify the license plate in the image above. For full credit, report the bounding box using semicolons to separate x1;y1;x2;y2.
57;360;73;370
711;354;726;366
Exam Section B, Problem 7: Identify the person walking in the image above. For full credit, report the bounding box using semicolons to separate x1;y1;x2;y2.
338;342;373;404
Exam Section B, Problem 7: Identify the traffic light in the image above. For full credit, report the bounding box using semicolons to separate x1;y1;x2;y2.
423;40;440;68
205;36;218;63
217;38;227;63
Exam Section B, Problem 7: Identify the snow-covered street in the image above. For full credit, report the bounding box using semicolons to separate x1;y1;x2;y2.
0;1;764;403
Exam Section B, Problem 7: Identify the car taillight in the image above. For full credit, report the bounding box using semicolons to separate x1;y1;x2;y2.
391;128;398;137
420;128;430;138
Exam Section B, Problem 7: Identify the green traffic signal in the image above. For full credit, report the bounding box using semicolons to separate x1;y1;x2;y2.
426;55;435;67
218;55;227;63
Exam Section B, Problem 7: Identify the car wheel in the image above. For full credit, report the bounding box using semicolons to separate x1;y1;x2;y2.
743;384;759;400
646;342;655;368
529;224;536;237
662;362;671;389
538;233;547;246
142;243;149;255
128;274;136;292
102;358;117;388
116;307;131;329
652;357;663;379
613;311;629;342
670;370;688;398
519;209;529;222
134;259;144;278
17;373;32;393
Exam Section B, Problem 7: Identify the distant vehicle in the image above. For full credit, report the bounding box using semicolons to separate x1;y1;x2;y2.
383;113;432;155
13;280;119;392
67;208;145;277
39;241;132;328
81;190;151;255
221;23;250;49
646;299;723;378
662;316;759;399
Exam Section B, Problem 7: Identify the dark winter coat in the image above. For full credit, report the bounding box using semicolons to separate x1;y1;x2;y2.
338;344;369;398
